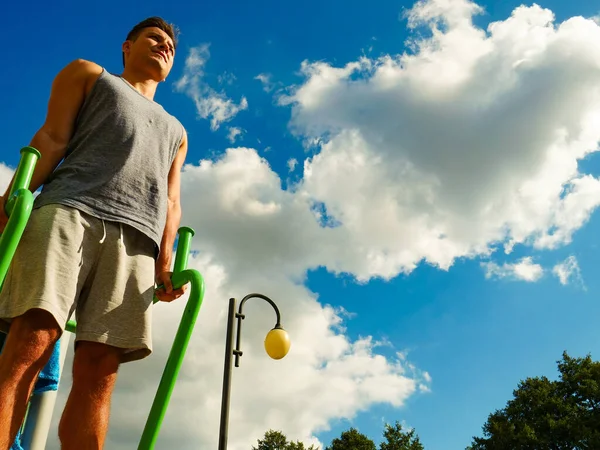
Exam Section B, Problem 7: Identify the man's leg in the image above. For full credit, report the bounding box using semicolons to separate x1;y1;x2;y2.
58;341;122;450
0;309;61;450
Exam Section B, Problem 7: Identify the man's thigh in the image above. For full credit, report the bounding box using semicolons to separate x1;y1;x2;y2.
0;204;98;334
74;221;155;364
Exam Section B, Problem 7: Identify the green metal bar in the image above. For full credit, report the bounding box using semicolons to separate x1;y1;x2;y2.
5;147;41;216
0;146;40;292
65;320;77;334
20;397;32;435
173;227;194;274
0;189;34;291
138;269;205;450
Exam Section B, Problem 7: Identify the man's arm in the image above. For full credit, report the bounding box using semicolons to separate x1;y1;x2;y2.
155;130;188;302
2;59;102;203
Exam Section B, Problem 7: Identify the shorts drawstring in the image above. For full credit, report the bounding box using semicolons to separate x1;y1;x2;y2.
98;220;123;249
99;220;106;244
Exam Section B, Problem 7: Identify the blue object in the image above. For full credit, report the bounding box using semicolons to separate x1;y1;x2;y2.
11;430;24;450
8;338;62;450
34;338;61;393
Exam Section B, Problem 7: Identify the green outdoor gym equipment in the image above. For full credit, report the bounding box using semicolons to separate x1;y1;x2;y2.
0;146;206;450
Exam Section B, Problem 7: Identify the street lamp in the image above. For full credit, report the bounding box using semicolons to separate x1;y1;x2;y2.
218;294;291;450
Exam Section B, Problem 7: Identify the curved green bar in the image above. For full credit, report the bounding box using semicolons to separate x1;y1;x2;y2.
5;147;41;216
173;227;195;274
0;190;34;291
138;269;205;450
0;146;40;292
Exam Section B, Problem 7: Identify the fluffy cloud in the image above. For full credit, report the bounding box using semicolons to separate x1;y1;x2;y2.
280;0;600;280
482;256;544;282
255;73;275;92
553;255;585;287
175;44;248;130
288;157;298;172
0;163;13;191
227;126;245;144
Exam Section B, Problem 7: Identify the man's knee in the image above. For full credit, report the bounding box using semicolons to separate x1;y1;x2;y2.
72;342;121;390
1;309;61;374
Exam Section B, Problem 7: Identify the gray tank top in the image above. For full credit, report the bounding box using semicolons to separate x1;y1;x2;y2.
34;68;185;259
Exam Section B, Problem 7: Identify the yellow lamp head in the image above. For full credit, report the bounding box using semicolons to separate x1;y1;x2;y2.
264;326;291;360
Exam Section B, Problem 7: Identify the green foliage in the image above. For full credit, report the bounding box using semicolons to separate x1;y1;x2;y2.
380;421;424;450
252;429;318;450
470;351;600;449
255;420;427;450
325;427;376;450
288;441;317;450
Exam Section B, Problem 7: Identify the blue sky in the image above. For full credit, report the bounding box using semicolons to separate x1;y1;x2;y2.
3;0;600;449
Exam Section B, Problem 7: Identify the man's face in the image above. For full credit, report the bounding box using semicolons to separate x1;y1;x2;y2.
123;27;175;80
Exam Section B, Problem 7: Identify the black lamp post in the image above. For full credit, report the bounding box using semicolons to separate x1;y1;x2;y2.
218;294;290;450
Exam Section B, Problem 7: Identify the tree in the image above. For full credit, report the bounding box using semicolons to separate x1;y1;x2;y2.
380;421;424;450
253;429;318;450
470;351;600;449
288;442;317;450
254;430;288;450
325;427;376;450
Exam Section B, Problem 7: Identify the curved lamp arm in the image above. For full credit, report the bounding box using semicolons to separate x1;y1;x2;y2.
233;293;283;367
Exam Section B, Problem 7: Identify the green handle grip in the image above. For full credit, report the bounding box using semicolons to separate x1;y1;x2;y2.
173;226;194;274
5;147;41;216
153;226;196;303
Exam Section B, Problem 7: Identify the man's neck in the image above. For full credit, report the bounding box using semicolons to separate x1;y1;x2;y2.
119;69;160;100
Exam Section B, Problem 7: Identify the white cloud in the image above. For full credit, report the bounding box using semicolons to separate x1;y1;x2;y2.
227;126;245;143
278;0;600;280
482;256;544;282
0;163;13;193
11;0;600;448
175;44;248;130
218;71;237;85
255;73;275;92
553;255;584;287
592;15;600;25
287;158;298;172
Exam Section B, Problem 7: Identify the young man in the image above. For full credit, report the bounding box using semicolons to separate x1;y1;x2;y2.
0;17;188;449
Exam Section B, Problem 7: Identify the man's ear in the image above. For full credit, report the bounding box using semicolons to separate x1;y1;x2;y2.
122;41;131;56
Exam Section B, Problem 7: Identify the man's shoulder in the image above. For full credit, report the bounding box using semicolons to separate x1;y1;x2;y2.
57;59;104;88
61;59;103;76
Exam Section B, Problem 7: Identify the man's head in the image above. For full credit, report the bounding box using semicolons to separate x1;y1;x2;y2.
122;17;179;81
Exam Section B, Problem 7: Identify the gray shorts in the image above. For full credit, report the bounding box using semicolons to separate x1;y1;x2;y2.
0;203;156;363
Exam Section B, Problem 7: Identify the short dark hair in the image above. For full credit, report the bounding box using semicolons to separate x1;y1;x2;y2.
122;17;179;67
